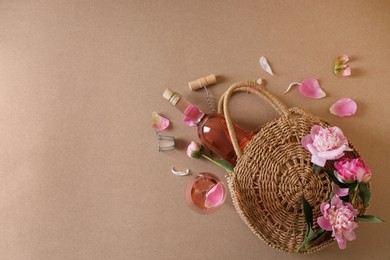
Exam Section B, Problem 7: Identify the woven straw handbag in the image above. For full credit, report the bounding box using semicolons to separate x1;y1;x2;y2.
217;81;368;253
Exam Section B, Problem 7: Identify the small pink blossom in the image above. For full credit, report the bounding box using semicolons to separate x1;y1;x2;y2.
334;55;352;77
334;157;372;183
330;98;357;117
317;196;358;249
186;141;203;158
301;125;352;167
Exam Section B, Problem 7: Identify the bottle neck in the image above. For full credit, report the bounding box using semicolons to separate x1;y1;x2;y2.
174;96;205;124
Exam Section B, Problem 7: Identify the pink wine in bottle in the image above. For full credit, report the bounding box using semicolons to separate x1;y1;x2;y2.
163;88;252;166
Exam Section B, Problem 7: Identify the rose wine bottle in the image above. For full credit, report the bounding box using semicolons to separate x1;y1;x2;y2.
163;88;252;166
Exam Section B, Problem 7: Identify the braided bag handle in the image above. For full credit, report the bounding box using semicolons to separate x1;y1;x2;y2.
218;81;290;158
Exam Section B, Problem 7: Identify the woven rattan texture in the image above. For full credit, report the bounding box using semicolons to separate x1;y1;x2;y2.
220;82;366;253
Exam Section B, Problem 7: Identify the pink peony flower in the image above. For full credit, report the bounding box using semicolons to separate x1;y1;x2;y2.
334;157;372;183
186;141;203;158
317;196;358;249
301;125;352;167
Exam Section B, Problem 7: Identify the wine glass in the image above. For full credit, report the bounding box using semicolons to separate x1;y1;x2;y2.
185;172;227;214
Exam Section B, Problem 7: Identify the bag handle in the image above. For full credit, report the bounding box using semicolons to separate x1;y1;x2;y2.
218;81;290;158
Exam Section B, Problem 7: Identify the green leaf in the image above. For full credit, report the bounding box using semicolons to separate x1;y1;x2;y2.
359;183;371;207
309;229;326;243
349;181;359;194
297;227;327;253
357;215;385;223
215;159;234;174
313;164;322;174
302;197;313;229
329;191;334;200
201;155;234;174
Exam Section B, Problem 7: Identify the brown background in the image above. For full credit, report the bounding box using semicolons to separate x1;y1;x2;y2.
0;1;389;259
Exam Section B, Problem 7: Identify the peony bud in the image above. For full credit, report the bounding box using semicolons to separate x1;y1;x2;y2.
186;141;203;159
334;157;372;183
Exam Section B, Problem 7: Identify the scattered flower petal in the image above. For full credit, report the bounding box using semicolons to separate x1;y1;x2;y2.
171;167;190;176
299;78;326;98
205;183;225;208
152;112;170;131
259;56;274;75
334;55;352;77
283;82;300;94
284;78;326;99
330;98;357;117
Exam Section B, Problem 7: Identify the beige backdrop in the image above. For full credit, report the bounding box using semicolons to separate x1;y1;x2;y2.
0;1;389;259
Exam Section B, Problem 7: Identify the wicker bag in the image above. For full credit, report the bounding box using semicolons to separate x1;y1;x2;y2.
217;81;367;253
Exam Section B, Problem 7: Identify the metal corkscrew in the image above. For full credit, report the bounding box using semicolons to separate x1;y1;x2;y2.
188;74;217;113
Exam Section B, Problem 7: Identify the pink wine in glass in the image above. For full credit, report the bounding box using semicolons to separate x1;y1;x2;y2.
185;172;226;214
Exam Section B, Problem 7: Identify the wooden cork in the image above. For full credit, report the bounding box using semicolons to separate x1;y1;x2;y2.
188;74;217;91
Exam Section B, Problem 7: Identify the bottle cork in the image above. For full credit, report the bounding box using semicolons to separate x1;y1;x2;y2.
188;74;217;91
163;88;181;106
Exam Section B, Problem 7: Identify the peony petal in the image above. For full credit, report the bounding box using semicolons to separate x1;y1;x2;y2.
283;82;300;94
299;78;326;98
337;65;352;77
332;182;349;197
301;135;313;149
152;112;170;131
311;154;326;167
204;183;225;209
317;216;333;231
329;98;357;117
336;237;347;249
259;56;274;75
317;144;347;160
343;230;356;241
336;55;349;66
328;126;345;138
331;195;343;208
334;171;347;183
306;143;319;155
310;125;323;137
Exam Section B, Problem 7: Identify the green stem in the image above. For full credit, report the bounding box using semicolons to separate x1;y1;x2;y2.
351;183;360;205
201;154;234;174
